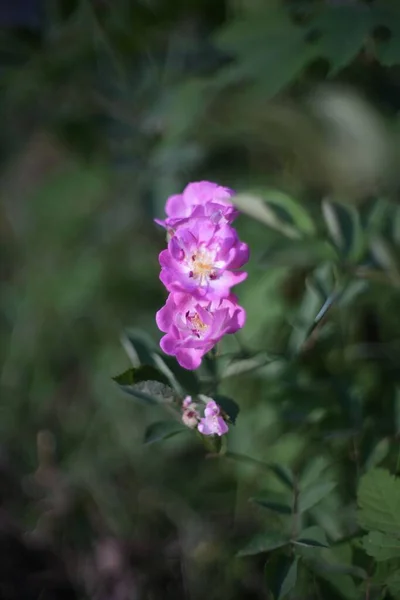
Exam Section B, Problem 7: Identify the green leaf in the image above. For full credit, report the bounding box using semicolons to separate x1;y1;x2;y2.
386;570;400;599
237;532;290;557
322;199;364;262
361;531;400;562
263;189;316;236
123;329;158;366
300;456;331;490
215;6;316;99
308;4;371;74
298;481;337;513
232;193;301;238
278;558;298;600
259;237;335;268
214;395;240;425
144;420;186;445
251;493;292;515
306;556;367;580
293;526;329;548
264;554;294;600
122;329;200;395
113;366;174;405
357;469;400;537
369;236;400;286
371;2;400;67
223;452;294;489
160;355;201;396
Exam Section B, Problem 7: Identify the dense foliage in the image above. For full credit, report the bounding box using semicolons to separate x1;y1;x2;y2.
2;1;400;599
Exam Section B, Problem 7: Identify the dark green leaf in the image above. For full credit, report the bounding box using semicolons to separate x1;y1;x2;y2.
238;532;290;557
357;469;400;537
293;526;329;548
264;554;294;600
305;556;367;580
279;558;298;600
308;4;371;74
113;366;169;387
214;395;240;425
251;493;292;515
215;7;316;99
160;355;201;395
223;453;294;489
361;531;400;562
322;199;364;262
113;366;174;405
386;569;400;599
123;329;158;366
298;481;337;513
144;420;186;444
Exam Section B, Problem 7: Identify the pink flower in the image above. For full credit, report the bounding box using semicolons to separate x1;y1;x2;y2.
159;216;249;300
156;181;238;227
156;292;246;370
198;400;228;436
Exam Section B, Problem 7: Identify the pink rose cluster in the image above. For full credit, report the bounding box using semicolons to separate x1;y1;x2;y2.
155;181;248;370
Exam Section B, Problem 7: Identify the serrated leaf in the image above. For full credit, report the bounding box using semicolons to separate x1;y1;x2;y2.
308;4;371;74
386;570;400;599
251;493;292;515
113;366;174;405
215;6;316;99
144;420;186;444
298;481;337;513
214;395;240;425
279;558;298;600
293;526;329;548
371;2;400;67
361;531;400;562
357;469;400;537
237;532;290;557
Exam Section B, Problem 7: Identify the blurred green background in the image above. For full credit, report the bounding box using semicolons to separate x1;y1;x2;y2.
2;1;400;599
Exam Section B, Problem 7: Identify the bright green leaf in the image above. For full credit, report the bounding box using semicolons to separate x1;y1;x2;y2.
357;469;400;537
361;530;400;562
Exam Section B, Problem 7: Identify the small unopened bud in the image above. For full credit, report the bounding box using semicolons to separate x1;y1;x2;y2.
182;408;200;429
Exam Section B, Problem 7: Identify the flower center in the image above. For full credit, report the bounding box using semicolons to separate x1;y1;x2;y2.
188;249;218;284
186;311;209;338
